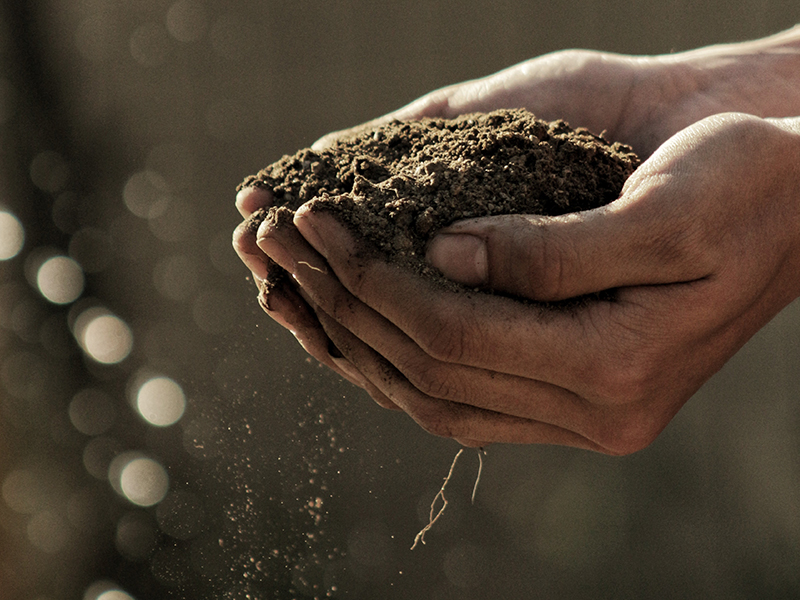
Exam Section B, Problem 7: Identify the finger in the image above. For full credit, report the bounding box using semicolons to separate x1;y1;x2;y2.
287;210;687;452
256;214;507;417
426;205;708;302
425;155;716;301
263;275;378;391
252;212;397;401
236;185;273;218
296;286;399;407
274;212;622;424
454;439;490;448
236;210;366;386
292;206;604;387
270;225;640;448
269;218;596;423
232;217;274;281
316;310;604;450
291;205;733;415
353;372;403;411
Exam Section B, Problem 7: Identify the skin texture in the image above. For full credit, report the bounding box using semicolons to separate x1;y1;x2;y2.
233;27;800;454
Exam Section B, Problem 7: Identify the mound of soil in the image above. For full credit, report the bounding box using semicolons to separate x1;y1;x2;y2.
239;108;639;290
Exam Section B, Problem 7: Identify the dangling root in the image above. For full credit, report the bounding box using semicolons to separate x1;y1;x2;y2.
471;447;485;505
411;447;486;550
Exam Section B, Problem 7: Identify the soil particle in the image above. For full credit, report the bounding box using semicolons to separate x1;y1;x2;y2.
239;108;639;292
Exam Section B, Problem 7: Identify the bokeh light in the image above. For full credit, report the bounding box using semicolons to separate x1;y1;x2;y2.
114;456;170;507
115;511;158;561
122;171;170;219
36;255;84;304
153;254;198;301
82;437;123;480
136;376;186;427
4;3;799;600
69;388;117;436
29;150;69;193
2;468;47;514
97;591;136;600
74;308;134;364
129;23;169;67
0;210;24;259
166;0;208;43
27;510;71;554
85;585;137;600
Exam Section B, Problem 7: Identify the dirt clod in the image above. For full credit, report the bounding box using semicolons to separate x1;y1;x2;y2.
240;108;639;291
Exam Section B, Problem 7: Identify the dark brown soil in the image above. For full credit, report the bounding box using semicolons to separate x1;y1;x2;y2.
239;108;639;291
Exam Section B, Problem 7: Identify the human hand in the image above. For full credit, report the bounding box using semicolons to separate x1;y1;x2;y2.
311;39;800;159
251;113;800;453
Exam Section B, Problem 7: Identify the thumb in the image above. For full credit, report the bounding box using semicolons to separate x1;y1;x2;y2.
426;192;710;301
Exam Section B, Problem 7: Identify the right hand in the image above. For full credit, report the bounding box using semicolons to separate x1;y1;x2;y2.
264;113;800;452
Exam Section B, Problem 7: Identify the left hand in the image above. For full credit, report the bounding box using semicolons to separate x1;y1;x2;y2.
244;113;800;454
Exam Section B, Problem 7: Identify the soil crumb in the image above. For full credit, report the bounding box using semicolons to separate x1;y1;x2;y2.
239;108;639;289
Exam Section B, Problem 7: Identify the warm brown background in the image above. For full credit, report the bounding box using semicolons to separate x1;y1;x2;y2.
1;1;799;599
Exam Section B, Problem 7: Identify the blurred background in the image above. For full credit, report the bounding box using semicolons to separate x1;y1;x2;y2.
1;1;799;599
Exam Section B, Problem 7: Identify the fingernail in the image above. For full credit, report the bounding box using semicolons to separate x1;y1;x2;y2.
294;208;327;256
257;234;296;273
235;185;272;218
427;233;488;286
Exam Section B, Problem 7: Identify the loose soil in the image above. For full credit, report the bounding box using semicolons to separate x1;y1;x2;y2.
239;108;639;293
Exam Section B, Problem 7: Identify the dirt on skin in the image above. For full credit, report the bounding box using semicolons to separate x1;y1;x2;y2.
239;108;640;293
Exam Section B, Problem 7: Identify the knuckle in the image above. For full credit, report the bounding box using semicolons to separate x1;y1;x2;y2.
406;362;461;401
518;224;576;301
414;310;468;363
594;411;662;456
590;351;657;406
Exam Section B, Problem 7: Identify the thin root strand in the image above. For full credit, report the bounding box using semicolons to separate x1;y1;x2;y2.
411;447;486;550
472;447;485;505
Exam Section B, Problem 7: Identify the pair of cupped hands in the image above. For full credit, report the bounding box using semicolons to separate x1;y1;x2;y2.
234;49;800;454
